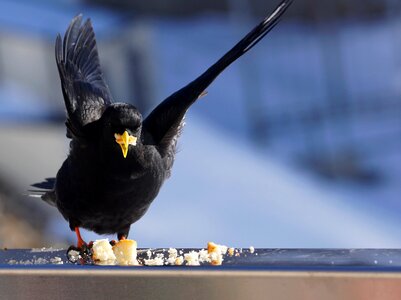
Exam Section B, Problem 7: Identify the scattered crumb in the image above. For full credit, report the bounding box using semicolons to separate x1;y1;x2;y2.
206;242;229;265
207;242;218;253
31;247;62;253
184;251;200;266
33;257;48;264
50;257;63;265
166;248;178;265
31;247;47;253
67;249;81;263
249;246;255;254
198;249;211;263
8;257;49;265
209;252;223;265
139;242;243;267
144;253;164;266
175;256;184;265
16;260;32;265
166;256;176;265
168;248;178;259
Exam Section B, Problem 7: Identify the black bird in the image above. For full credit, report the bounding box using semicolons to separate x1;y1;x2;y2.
32;0;293;247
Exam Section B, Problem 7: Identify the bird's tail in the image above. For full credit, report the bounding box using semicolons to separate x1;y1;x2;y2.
29;178;57;207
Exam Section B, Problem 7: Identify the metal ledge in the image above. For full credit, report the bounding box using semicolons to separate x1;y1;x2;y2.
2;249;401;299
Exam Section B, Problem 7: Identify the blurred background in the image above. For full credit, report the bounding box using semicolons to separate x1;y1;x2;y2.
0;0;400;249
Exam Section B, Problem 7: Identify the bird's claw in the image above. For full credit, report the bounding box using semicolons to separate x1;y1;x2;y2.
66;243;93;264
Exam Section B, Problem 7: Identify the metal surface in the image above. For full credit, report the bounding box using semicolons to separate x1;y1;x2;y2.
1;248;401;299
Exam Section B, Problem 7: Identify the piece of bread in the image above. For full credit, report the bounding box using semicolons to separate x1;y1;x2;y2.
112;239;138;266
92;239;116;263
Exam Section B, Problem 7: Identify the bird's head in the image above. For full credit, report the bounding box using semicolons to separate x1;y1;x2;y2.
100;103;142;159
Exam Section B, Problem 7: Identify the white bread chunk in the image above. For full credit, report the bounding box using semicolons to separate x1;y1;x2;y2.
92;239;116;263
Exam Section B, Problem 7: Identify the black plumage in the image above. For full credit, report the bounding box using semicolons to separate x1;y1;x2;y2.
32;0;293;246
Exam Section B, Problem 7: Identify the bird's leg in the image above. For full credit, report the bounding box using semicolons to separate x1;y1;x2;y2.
67;227;92;264
74;227;86;248
109;235;125;246
117;233;127;241
110;227;130;245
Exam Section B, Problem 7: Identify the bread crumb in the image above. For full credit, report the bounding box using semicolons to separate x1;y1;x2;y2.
168;248;178;259
67;249;80;263
207;242;227;255
166;248;178;265
92;239;116;262
184;251;200;266
198;249;211;263
209;251;223;265
175;256;184;265
50;257;63;265
144;253;164;266
207;242;218;253
207;242;228;265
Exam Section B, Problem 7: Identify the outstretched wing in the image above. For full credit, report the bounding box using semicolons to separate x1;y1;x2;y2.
56;14;113;139
143;0;293;155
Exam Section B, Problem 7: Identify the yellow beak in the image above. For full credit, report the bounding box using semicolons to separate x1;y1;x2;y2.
114;131;137;158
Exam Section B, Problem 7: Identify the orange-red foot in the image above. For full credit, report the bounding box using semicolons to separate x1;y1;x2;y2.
74;227;86;248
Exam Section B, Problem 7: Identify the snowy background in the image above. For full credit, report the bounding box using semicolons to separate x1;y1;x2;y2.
0;0;400;248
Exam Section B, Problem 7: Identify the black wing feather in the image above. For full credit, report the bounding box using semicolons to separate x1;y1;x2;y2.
56;14;113;139
143;0;293;155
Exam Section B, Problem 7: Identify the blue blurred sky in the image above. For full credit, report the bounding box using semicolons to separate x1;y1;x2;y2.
0;0;400;248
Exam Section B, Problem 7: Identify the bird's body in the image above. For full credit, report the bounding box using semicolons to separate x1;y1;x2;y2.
55;133;165;237
53;99;171;239
32;0;293;245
